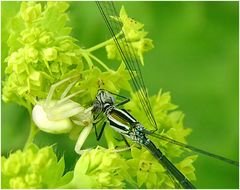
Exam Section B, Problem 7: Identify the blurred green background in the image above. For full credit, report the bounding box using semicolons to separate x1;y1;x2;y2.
1;1;239;188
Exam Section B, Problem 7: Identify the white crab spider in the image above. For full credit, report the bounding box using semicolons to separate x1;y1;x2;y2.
32;75;93;155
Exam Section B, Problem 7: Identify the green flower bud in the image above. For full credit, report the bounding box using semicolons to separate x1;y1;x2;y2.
20;28;40;45
21;3;42;23
9;176;27;189
25;172;42;187
47;2;69;13
43;47;58;61
25;47;38;63
32;147;52;170
22;146;37;166
21;31;35;44
2;152;22;176
39;32;54;46
6;50;25;74
50;62;60;73
138;38;154;53
28;71;44;91
106;43;119;60
59;39;74;51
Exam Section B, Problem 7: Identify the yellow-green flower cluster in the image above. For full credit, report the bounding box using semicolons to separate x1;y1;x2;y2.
1;144;72;188
3;2;83;107
123;90;197;188
65;147;133;188
106;7;154;65
2;1;197;189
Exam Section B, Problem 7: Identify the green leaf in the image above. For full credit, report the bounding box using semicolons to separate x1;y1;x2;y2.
57;171;74;187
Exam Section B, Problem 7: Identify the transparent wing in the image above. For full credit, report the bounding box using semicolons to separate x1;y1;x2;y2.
148;132;239;166
96;1;157;129
96;1;239;168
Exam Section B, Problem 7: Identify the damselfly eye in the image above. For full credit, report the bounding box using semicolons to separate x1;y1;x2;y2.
109;95;115;104
92;100;102;113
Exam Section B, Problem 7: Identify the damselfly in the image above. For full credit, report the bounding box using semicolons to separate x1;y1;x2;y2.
94;1;239;189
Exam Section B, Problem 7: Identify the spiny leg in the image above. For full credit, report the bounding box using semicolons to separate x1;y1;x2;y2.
121;134;130;147
45;75;80;106
110;146;133;153
115;98;130;107
60;80;79;99
58;89;85;105
74;124;93;155
112;135;132;153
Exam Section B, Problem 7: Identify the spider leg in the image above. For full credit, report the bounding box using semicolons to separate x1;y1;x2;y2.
60;80;79;99
58;89;85;105
74;124;93;155
45;75;80;106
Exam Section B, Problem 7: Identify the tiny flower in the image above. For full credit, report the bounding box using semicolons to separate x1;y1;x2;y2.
50;62;60;73
32;146;55;170
47;2;70;13
119;6;146;40
21;2;42;23
106;6;153;65
42;47;58;61
25;172;42;187
25;47;38;63
20;28;40;45
2;151;22;176
127;147;165;188
39;32;54;46
7;49;25;65
21;30;36;44
106;43;120;60
29;71;42;88
9;176;27;189
138;38;154;53
176;155;198;181
59;38;75;51
5;50;26;74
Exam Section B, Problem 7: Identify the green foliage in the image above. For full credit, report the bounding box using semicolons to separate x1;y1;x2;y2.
64;146;134;188
1;144;72;188
2;1;197;189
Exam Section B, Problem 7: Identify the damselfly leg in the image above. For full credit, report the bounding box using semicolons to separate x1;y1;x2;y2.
94;121;107;141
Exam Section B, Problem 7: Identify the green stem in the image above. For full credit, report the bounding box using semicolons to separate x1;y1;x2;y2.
88;53;111;71
86;32;122;52
24;103;39;149
82;52;93;69
24;120;39;149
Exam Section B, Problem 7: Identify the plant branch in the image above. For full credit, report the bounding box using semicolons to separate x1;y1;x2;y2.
86;32;122;52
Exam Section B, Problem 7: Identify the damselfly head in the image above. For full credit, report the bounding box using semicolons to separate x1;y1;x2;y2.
92;90;115;113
